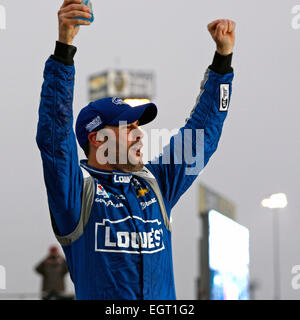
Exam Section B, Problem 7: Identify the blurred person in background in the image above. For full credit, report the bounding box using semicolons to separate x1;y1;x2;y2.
36;0;236;299
35;245;72;300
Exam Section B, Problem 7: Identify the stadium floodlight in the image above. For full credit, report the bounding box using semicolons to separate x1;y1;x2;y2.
261;192;287;300
124;99;151;107
261;193;288;209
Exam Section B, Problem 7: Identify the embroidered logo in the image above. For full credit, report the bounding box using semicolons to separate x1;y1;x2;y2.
219;84;230;111
95;198;124;208
95;216;165;254
137;188;149;198
132;178;149;198
85;115;102;132
96;183;109;198
140;197;157;210
113;175;131;184
112;97;126;105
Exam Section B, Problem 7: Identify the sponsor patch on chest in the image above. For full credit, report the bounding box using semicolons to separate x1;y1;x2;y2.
140;197;157;210
113;175;131;184
95;216;165;254
96;183;109;198
95;183;125;207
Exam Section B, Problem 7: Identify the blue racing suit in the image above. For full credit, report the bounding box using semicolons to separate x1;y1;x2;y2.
36;42;234;300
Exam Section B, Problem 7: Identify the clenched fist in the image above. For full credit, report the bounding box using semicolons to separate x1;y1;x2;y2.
207;19;236;56
58;0;92;45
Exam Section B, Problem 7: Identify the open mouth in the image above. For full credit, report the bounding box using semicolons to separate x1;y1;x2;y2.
136;150;142;157
131;142;143;157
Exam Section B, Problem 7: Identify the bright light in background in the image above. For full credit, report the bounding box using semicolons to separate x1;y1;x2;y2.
124;99;151;107
261;192;287;300
261;193;288;209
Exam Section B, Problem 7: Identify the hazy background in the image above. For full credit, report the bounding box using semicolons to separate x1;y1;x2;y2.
0;0;300;299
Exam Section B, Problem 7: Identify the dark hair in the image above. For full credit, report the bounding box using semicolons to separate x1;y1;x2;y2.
83;142;90;158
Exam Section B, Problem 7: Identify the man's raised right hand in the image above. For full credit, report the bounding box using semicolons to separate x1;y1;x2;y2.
58;0;92;45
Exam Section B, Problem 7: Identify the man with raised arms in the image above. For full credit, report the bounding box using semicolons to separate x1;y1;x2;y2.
36;0;236;299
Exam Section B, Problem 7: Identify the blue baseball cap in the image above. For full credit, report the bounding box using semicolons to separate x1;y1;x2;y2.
75;97;157;149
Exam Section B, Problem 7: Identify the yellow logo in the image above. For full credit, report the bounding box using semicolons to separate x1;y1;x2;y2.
137;188;149;198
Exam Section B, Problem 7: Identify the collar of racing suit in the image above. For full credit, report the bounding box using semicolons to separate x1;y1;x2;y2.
80;160;133;186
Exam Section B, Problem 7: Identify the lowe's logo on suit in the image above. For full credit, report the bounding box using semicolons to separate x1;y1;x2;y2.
113;175;131;183
95;217;165;254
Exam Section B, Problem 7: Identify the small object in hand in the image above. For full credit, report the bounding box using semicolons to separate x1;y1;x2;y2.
74;0;94;24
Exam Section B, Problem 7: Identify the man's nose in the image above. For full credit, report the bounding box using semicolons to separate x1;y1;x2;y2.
131;126;144;141
136;127;144;140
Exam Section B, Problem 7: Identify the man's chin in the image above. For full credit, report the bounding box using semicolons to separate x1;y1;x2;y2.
130;162;144;172
127;160;144;172
127;153;144;171
116;159;144;173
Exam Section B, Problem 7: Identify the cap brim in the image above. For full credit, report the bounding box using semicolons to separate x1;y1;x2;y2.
108;103;157;126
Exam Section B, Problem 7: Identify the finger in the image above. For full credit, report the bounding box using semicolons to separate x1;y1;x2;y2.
223;20;230;34
227;20;233;33
60;3;90;14
215;23;226;38
60;0;81;9
218;21;229;35
207;19;223;32
228;20;236;33
63;10;92;19
60;18;91;26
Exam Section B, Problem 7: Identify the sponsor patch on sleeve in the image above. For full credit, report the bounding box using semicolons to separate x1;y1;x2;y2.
219;84;230;111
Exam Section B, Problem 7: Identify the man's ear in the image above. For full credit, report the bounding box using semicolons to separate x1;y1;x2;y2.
88;132;101;148
88;131;108;148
